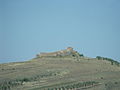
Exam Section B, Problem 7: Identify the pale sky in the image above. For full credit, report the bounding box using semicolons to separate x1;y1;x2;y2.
0;0;120;63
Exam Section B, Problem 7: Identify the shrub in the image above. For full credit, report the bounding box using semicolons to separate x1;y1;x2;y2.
22;78;30;82
0;80;22;90
77;53;84;57
96;56;120;66
45;81;99;90
96;56;102;60
80;54;84;57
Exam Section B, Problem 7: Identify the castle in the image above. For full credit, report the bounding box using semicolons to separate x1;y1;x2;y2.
36;47;78;58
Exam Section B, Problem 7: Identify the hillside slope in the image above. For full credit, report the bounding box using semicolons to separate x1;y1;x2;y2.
0;48;120;90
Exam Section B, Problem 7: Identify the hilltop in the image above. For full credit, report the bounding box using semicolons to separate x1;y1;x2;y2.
36;47;83;58
0;47;120;90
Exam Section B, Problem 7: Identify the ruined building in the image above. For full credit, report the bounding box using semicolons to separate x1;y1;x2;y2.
36;47;81;58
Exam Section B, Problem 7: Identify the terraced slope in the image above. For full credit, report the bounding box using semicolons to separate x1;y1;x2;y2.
0;55;120;90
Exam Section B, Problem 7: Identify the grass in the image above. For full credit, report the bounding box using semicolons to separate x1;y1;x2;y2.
33;81;99;90
0;55;120;90
96;56;120;66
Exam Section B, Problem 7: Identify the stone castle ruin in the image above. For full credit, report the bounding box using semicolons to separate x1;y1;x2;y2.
36;47;81;58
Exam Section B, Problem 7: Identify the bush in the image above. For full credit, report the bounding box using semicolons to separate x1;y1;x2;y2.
79;54;84;57
96;56;120;66
96;56;102;60
45;81;99;90
22;78;30;82
0;80;22;90
77;53;84;57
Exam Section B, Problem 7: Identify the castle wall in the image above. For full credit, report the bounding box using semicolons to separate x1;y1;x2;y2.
39;52;57;57
37;47;75;57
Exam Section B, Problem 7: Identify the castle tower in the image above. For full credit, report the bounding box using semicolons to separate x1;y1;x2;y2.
66;47;73;52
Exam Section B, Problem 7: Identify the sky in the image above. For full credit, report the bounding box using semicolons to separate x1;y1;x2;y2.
0;0;120;63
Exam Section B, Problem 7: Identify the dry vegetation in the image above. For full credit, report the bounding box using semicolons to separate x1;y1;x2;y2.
0;54;120;90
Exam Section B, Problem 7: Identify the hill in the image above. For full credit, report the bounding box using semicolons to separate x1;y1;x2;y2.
0;47;120;90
